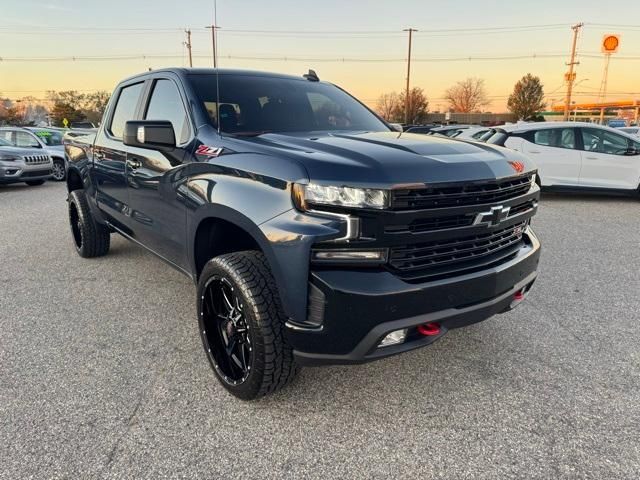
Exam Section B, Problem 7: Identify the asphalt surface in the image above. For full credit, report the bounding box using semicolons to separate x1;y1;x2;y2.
1;181;639;479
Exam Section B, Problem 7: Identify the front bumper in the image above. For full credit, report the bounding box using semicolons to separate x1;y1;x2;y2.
0;163;53;184
289;227;541;366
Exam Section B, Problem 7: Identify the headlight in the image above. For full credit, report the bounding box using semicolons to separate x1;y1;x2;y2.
0;154;19;162
293;183;389;210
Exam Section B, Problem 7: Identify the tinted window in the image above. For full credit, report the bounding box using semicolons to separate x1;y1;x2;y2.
532;128;575;149
145;79;190;144
189;74;389;134
109;83;144;139
581;128;630;155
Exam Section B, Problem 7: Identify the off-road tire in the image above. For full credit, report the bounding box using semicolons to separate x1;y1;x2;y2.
68;189;110;258
197;251;298;400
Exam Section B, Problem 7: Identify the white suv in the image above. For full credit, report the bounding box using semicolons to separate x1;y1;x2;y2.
486;122;640;193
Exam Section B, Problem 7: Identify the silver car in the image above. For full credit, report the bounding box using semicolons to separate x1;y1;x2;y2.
0;127;66;181
0;138;53;186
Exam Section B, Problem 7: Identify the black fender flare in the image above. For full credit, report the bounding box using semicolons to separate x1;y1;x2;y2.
187;203;291;316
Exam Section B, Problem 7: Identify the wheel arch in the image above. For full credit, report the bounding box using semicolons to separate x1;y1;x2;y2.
189;204;291;317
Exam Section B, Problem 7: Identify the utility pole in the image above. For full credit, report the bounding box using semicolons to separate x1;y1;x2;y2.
184;29;193;67
403;28;417;125
563;22;583;121
205;24;218;68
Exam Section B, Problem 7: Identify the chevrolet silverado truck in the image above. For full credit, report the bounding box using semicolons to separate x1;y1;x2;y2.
64;68;541;400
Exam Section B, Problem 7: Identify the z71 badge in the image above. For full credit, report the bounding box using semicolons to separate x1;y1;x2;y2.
195;145;223;158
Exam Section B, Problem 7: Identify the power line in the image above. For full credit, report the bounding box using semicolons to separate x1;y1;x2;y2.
0;52;615;63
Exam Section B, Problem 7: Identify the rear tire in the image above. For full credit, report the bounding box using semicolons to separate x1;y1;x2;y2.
68;190;110;258
197;251;298;400
25;180;45;186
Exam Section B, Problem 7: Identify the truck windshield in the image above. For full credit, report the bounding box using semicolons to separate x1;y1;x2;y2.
189;73;390;135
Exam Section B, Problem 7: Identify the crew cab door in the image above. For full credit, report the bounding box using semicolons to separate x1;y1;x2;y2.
520;127;581;187
125;77;192;269
92;81;145;230
578;127;640;190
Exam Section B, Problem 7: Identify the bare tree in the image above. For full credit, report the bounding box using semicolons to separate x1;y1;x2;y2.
375;92;401;121
444;78;490;113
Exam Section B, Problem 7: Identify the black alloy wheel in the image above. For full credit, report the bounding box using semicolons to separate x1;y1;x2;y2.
201;276;253;385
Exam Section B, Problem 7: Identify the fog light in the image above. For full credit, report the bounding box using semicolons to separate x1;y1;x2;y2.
379;328;407;347
312;249;387;264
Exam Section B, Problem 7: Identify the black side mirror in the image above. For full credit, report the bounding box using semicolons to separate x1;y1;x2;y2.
123;120;176;151
624;147;640;156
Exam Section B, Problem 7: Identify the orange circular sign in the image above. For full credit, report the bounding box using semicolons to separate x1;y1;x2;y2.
602;35;620;53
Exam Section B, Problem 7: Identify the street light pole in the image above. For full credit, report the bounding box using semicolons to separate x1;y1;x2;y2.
403;28;417;125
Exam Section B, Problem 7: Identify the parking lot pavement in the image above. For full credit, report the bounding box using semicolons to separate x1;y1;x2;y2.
1;181;639;479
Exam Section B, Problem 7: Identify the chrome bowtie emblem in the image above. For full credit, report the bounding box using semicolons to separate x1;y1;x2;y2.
474;205;511;227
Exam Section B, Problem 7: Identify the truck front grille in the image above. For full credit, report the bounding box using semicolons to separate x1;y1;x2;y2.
391;174;533;210
24;155;49;165
388;221;527;278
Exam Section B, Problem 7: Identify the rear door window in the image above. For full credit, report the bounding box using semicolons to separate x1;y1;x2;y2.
532;128;576;149
109;82;144;139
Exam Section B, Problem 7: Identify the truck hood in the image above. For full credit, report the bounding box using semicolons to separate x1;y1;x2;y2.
238;131;534;187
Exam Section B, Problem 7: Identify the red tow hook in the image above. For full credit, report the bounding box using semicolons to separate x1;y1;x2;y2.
417;322;441;336
510;288;527;309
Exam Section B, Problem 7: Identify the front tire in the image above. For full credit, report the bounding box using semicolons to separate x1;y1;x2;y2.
51;159;66;181
197;251;297;400
68;190;110;258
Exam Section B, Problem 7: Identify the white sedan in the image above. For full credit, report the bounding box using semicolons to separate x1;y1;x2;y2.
485;121;640;193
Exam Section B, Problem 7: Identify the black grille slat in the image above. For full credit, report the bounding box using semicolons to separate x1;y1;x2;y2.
24;155;49;165
389;222;526;272
385;214;474;234
392;175;532;210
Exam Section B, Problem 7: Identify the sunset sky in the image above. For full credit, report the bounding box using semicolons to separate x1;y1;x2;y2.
2;0;640;111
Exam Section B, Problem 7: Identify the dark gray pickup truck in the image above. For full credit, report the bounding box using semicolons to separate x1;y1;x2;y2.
64;68;541;399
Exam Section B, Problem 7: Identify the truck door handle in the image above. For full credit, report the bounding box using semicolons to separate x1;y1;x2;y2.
585;156;598;160
127;158;142;169
528;150;541;154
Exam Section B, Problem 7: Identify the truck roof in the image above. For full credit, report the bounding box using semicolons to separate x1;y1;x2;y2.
119;67;314;85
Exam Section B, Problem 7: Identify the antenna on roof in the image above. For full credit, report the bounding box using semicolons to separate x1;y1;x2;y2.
214;0;221;134
303;69;319;82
